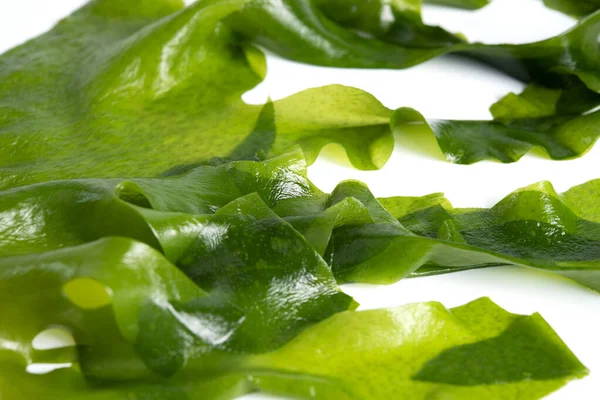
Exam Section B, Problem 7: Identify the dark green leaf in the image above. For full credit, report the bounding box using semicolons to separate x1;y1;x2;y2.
4;149;600;290
543;0;600;17
0;0;399;190
2;0;600;187
392;106;600;163
0;1;597;397
367;180;600;289
0;152;354;373
229;0;600;94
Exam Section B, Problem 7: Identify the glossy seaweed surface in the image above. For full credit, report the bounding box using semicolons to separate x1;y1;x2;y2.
1;148;596;398
1;0;599;398
2;0;600;190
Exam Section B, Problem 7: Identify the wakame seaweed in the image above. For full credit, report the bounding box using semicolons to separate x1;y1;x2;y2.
0;0;597;399
1;0;600;190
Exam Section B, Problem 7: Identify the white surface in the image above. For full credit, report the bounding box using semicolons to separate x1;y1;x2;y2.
1;1;599;399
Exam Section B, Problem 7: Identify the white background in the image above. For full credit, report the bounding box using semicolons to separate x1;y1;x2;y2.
1;1;599;399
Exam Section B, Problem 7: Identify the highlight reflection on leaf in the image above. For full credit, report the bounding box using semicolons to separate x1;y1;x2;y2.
0;0;597;398
1;0;600;191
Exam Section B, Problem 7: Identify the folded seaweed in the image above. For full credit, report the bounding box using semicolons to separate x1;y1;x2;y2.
1;0;599;191
0;1;597;398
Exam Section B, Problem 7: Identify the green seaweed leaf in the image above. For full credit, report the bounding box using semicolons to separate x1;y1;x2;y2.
543;0;600;17
490;84;563;121
4;150;600;291
0;149;325;258
229;0;600;92
392;106;600;163
0;0;397;190
426;0;491;9
491;81;600;120
367;179;600;288
0;221;352;377
0;152;354;373
0;1;597;397
0;297;586;399
249;298;586;399
1;0;600;188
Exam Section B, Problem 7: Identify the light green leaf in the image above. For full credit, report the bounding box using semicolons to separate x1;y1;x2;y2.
0;297;587;399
